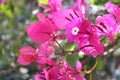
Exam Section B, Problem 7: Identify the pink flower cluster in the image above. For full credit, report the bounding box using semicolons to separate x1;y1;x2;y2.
17;0;120;80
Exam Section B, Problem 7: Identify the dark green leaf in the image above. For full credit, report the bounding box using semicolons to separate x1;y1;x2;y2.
66;53;79;68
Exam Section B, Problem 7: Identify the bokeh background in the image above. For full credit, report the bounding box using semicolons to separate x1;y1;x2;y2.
0;0;120;80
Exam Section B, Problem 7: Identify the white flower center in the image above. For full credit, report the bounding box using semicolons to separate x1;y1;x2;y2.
71;27;79;35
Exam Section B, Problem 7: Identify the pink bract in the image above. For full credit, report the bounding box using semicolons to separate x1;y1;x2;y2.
76;33;104;57
36;42;56;66
76;60;82;72
58;61;85;80
65;18;83;42
95;14;118;42
105;2;120;23
17;46;37;65
35;61;85;80
66;19;104;56
48;0;62;12
50;9;83;30
44;66;59;80
38;0;62;13
38;42;53;56
26;12;54;44
34;72;45;80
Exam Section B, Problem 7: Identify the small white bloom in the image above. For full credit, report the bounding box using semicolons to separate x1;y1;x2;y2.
32;9;39;15
71;27;79;35
78;51;84;56
19;67;28;74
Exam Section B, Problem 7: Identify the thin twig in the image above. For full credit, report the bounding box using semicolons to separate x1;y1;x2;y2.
66;48;79;54
83;60;99;74
90;72;92;80
55;39;65;53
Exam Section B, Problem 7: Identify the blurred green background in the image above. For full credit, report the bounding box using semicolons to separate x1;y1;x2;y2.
0;0;120;80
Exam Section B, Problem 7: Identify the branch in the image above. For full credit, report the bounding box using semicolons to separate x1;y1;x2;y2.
83;60;99;74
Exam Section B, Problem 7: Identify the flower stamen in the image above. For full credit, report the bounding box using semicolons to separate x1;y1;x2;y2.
71;27;79;35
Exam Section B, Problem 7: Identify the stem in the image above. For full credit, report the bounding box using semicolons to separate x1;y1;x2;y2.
55;39;65;53
53;34;65;53
83;60;99;74
67;48;79;53
90;72;92;80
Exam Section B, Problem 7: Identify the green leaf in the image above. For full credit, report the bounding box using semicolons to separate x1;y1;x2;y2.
64;42;75;51
91;0;108;5
38;0;48;5
96;59;104;71
112;0;120;4
66;53;79;68
1;4;13;19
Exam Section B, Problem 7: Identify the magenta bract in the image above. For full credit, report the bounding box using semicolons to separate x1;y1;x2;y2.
48;0;62;12
95;14;118;42
50;9;83;30
17;46;37;65
105;2;120;23
26;13;54;44
66;19;104;56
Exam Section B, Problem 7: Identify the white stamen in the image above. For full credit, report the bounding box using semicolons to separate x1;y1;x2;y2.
71;27;79;35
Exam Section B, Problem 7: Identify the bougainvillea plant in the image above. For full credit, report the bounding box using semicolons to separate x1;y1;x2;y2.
17;0;120;80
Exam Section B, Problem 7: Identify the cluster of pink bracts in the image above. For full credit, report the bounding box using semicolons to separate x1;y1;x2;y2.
17;0;120;80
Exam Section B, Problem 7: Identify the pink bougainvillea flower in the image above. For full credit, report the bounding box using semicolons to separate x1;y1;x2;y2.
65;18;83;42
35;61;85;80
49;0;86;30
36;42;56;66
66;19;104;56
94;14;118;42
77;33;104;57
34;66;59;80
38;42;53;56
105;2;120;23
44;66;59;80
58;61;85;80
39;0;62;13
34;72;46;80
50;9;83;30
17;46;37;65
0;0;6;4
26;12;54;44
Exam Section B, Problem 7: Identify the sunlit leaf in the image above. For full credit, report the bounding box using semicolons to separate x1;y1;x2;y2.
64;42;75;51
38;0;48;5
